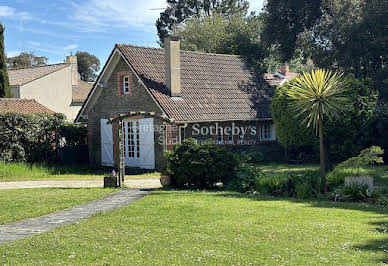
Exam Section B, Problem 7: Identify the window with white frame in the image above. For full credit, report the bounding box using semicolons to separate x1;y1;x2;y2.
123;76;130;94
260;123;275;141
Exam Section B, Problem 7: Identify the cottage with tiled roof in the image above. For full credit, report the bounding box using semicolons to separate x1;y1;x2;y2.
9;56;93;121
76;37;283;170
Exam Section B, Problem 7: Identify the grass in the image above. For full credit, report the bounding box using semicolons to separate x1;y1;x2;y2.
0;188;116;225
0;190;386;265
0;162;160;182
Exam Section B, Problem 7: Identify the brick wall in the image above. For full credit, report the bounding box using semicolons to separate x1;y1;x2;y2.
88;57;166;170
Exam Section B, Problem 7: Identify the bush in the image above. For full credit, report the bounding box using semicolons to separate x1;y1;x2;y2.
166;138;239;189
329;184;378;203
245;151;264;164
0;113;65;163
255;171;321;198
59;123;87;147
225;163;263;192
327;146;384;190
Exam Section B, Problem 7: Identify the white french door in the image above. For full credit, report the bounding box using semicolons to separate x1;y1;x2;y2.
122;118;155;169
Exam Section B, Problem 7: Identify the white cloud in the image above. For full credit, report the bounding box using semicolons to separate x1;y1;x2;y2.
68;0;167;32
0;5;30;19
63;44;78;50
0;6;15;17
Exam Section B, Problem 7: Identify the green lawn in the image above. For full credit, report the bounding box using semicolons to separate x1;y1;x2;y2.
0;162;160;182
0;188;115;225
0;190;386;265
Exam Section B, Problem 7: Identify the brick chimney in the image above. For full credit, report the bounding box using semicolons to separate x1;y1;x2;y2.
280;65;290;76
66;55;79;88
164;36;181;97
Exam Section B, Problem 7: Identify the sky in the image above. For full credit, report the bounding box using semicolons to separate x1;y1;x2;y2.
0;0;264;65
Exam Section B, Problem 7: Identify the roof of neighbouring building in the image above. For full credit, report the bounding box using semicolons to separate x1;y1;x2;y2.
116;44;274;122
8;63;70;86
0;98;55;114
72;80;94;103
264;72;298;87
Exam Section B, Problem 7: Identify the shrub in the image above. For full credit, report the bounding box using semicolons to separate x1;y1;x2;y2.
225;163;263;192
245;151;264;164
0;113;65;163
329;184;377;202
255;171;321;198
327;146;384;190
59;123;87;147
166;138;239;189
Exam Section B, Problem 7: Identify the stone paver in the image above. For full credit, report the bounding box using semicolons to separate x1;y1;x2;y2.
0;179;161;190
0;189;151;245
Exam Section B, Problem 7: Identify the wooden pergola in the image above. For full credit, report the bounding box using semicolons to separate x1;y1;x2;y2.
108;111;175;187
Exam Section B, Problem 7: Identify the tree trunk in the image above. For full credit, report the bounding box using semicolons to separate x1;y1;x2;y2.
319;119;327;192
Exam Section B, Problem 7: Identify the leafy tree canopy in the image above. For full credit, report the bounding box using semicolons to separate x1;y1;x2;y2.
6;52;48;69
156;0;250;44
75;51;100;82
262;0;387;100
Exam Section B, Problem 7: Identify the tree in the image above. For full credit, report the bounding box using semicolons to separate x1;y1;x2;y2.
261;0;387;101
0;23;11;98
156;0;249;44
272;77;379;165
7;52;47;68
177;13;267;71
286;69;349;191
75;51;100;82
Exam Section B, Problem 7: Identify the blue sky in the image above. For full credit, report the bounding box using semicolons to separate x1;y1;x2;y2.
0;0;264;65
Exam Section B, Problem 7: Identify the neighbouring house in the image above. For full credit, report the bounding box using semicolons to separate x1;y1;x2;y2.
264;65;298;87
0;98;55;115
8;56;93;121
75;36;284;170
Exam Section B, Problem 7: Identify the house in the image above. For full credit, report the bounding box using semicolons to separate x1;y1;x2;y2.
0;98;55;115
8;56;93;121
264;65;298;87
75;37;283;170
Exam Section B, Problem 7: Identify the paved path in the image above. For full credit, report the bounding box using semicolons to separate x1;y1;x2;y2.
0;189;151;245
0;179;161;190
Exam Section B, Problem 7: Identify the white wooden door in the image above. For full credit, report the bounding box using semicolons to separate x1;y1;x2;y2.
123;120;140;167
139;118;155;169
100;119;114;166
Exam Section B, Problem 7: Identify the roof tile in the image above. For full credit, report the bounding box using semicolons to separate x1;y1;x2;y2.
0;98;55;114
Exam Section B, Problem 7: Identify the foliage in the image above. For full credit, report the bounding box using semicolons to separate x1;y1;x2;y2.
287;69;349;133
262;0;387;102
166;138;239;189
255;171;321;198
177;14;266;70
59;123;87;147
6;52;47;68
271;82;316;149
261;0;323;62
0;113;64;163
336;146;384;169
245;151;264;164
155;0;249;44
0;23;11;98
225;163;262;192
75;51;100;81
272;77;379;163
329;184;377;203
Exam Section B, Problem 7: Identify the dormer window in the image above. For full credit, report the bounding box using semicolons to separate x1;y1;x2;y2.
123;76;130;94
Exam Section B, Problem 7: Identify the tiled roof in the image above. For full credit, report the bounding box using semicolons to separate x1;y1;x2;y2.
117;44;273;122
264;72;298;87
0;98;55;114
72;80;93;102
8;63;70;86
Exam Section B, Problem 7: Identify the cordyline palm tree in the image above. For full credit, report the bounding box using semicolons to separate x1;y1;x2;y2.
287;69;349;192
